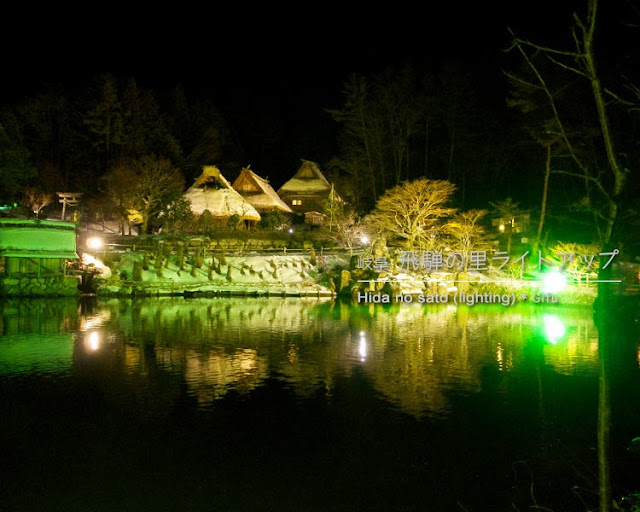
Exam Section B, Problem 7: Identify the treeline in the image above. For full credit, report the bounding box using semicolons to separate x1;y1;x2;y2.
0;74;242;201
326;64;536;212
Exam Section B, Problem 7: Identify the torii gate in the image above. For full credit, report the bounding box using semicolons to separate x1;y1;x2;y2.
57;192;83;221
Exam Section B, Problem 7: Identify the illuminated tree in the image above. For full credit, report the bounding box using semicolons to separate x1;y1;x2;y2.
445;210;489;270
364;178;456;249
21;186;53;217
330;209;367;254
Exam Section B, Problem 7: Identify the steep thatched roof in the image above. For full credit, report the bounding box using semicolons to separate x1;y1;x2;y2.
277;160;334;195
232;167;293;213
184;166;261;221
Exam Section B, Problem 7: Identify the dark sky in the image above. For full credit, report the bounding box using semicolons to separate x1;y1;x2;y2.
3;1;602;105
3;0;637;179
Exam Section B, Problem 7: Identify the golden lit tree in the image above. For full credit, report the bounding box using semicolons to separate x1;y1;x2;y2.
364;178;456;249
20;186;53;217
445;209;489;270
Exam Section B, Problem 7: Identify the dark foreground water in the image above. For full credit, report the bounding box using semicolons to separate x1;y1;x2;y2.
0;297;639;511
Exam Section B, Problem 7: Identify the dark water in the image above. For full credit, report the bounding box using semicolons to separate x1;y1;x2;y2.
0;297;639;511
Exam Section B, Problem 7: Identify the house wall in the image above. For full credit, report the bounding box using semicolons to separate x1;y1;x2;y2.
0;257;79;296
5;257;63;276
280;193;328;213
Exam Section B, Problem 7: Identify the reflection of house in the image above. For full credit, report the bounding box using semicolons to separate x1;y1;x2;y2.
277;160;342;215
231;167;293;214
184;166;261;228
0;219;80;296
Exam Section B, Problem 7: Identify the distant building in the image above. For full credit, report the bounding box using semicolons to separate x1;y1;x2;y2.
304;211;325;226
232;167;293;214
0;219;80;296
184;166;261;228
277;160;343;215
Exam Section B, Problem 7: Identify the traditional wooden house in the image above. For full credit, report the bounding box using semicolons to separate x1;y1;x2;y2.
184;166;261;228
0;219;80;296
277;160;343;214
231;167;293;214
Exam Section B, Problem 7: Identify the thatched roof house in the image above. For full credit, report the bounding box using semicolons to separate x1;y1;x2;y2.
184;166;261;227
232;167;293;214
277;160;342;214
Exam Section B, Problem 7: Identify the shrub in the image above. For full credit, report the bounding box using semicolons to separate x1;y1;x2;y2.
132;261;143;282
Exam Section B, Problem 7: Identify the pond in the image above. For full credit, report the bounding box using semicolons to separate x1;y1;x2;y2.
0;297;638;511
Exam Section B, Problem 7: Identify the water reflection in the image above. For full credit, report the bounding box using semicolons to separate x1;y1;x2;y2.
1;298;603;418
0;298;604;414
0;299;78;375
2;296;638;511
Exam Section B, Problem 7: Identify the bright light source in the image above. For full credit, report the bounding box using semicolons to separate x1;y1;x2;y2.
360;235;369;244
86;237;104;250
542;269;567;294
498;224;505;232
87;331;101;351
543;315;565;344
288;228;294;234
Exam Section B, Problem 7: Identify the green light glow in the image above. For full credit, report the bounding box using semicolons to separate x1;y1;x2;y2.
543;314;566;344
542;269;567;294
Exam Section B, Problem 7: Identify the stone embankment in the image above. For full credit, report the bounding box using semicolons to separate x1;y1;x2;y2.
1;276;80;297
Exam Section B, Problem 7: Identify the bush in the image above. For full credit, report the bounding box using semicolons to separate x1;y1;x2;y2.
197;210;215;234
259;211;292;230
227;214;242;230
132;261;143;282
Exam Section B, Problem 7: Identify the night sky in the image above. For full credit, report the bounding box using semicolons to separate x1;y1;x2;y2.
2;0;637;182
4;2;603;104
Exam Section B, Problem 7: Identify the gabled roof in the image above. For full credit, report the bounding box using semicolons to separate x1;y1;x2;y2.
184;166;261;221
277;160;333;195
232;167;293;213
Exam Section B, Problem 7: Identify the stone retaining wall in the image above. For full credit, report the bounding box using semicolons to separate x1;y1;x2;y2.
1;275;81;297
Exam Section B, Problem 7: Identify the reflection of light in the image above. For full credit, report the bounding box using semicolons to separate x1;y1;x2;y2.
498;224;505;232
288;228;294;234
81;311;111;331
543;315;566;344
359;331;367;360
86;237;104;250
497;343;503;370
542;270;567;294
360;235;369;244
87;331;101;351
